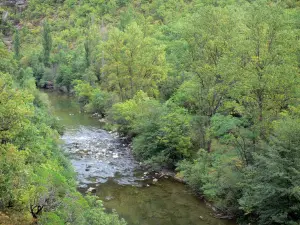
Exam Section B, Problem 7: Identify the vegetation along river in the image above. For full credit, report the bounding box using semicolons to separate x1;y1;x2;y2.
45;91;235;225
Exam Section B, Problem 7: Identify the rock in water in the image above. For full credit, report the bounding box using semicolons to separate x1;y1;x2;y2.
86;187;96;193
105;196;114;201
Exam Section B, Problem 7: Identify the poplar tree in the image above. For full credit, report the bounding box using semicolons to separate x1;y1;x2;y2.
13;29;20;60
42;20;52;67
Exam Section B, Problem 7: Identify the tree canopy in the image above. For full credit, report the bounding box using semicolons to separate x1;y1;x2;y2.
1;0;300;224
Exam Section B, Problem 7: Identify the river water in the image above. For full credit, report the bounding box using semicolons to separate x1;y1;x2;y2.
45;91;235;225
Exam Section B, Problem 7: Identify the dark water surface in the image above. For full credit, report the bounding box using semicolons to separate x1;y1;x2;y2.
45;91;235;225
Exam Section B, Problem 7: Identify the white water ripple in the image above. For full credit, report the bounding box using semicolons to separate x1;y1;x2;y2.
61;126;140;187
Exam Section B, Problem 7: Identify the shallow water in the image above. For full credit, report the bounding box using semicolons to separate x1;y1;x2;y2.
45;90;235;225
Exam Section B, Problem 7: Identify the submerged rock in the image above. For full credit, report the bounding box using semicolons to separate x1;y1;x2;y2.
105;196;114;201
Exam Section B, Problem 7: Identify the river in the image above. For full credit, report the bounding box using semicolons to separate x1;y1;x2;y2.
45;91;235;225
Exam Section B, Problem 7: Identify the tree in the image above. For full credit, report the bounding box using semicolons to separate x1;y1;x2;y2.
110;91;192;169
239;117;300;225
171;6;239;152
42;20;52;67
230;2;299;140
102;22;168;100
13;29;20;60
84;38;90;68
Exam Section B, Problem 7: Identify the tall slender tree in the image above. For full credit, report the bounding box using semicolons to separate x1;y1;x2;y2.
84;38;90;68
13;29;20;60
42;20;52;67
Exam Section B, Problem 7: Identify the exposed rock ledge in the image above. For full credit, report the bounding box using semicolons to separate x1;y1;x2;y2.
0;0;27;7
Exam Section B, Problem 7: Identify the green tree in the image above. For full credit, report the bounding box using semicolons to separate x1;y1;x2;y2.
171;6;239;152
102;22;168;100
230;2;299;140
110;91;192;168
13;29;21;60
84;38;90;68
239;116;300;225
42;20;52;67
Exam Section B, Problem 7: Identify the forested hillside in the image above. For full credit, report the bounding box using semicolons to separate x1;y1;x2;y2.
1;0;300;224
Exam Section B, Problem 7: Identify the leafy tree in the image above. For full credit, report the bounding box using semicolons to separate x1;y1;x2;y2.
110;91;192;168
102;22;168;100
13;29;21;60
239;117;300;225
84;38;90;68
73;80;115;116
171;6;239;152
0;42;16;74
42;20;52;66
230;2;300;139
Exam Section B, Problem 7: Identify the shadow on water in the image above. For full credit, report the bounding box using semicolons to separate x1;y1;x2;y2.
44;90;236;225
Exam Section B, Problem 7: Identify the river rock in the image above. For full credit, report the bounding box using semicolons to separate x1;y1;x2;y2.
99;118;106;122
153;178;158;183
105;196;114;201
86;187;96;193
60;86;68;93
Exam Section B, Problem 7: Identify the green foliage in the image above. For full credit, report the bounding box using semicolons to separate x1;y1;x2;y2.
0;46;125;224
13;29;20;60
42;20;52;66
239;117;300;225
110;91;192;168
2;0;300;224
102;22;168;100
0;42;16;74
73;80;116;116
39;194;126;225
177;146;244;216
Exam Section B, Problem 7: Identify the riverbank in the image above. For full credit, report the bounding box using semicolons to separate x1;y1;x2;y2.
44;88;236;221
44;90;236;225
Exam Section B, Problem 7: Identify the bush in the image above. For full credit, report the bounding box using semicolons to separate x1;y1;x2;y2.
38;195;126;225
73;80;116;116
110;91;192;168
